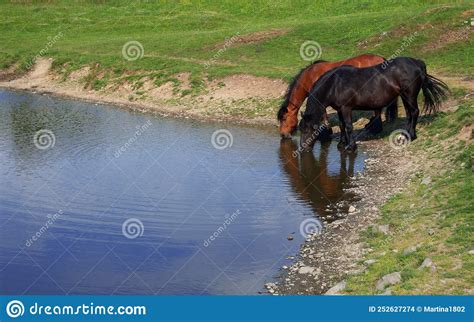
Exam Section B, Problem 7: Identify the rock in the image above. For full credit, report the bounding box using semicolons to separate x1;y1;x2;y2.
376;272;401;290
403;246;417;256
382;288;392;295
364;259;377;266
350;267;366;275
373;224;390;235
468;250;474;255
418;258;436;272
287;235;294;241
264;282;276;290
421;176;431;185
325;281;346;295
349;205;356;213
428;229;435;236
298;266;315;274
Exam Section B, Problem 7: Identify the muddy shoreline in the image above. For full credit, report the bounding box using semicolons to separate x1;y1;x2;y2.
0;85;276;128
268;139;418;295
0;58;284;128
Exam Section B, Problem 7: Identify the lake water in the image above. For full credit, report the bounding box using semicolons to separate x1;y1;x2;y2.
0;89;364;295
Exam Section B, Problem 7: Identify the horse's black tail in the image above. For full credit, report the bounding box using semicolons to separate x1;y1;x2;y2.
421;69;449;115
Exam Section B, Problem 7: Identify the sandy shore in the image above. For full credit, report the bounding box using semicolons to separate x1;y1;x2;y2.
0;58;286;127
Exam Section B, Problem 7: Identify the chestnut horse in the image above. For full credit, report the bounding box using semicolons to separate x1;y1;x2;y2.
277;54;398;138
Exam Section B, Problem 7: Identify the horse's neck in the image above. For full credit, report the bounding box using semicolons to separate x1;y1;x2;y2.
311;96;326;123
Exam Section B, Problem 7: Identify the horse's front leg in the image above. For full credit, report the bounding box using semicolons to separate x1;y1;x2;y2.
337;111;346;149
342;107;356;151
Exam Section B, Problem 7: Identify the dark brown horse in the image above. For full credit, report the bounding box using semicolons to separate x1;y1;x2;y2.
277;54;398;138
299;57;449;152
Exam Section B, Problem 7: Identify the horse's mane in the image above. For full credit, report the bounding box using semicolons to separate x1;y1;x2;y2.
277;60;327;121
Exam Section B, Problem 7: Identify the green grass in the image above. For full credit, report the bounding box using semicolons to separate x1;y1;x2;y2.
1;0;473;295
0;0;473;86
345;101;474;294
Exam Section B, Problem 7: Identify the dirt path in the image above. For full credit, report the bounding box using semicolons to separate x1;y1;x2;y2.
0;58;286;127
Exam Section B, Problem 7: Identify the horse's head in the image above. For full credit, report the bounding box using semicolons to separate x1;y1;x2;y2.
278;109;298;139
298;112;320;152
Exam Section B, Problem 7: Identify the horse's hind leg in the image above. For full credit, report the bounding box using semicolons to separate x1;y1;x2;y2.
400;93;419;140
385;98;398;123
364;109;383;134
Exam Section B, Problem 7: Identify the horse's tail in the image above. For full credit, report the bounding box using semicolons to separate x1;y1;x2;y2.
420;63;449;114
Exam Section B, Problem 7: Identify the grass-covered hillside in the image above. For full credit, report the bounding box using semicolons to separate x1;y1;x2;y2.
345;99;473;294
0;0;472;88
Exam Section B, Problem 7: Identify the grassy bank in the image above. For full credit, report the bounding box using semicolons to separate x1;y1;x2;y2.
345;100;473;294
0;0;472;90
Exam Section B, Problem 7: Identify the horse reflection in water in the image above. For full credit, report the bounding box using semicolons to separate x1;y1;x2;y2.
279;139;358;220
